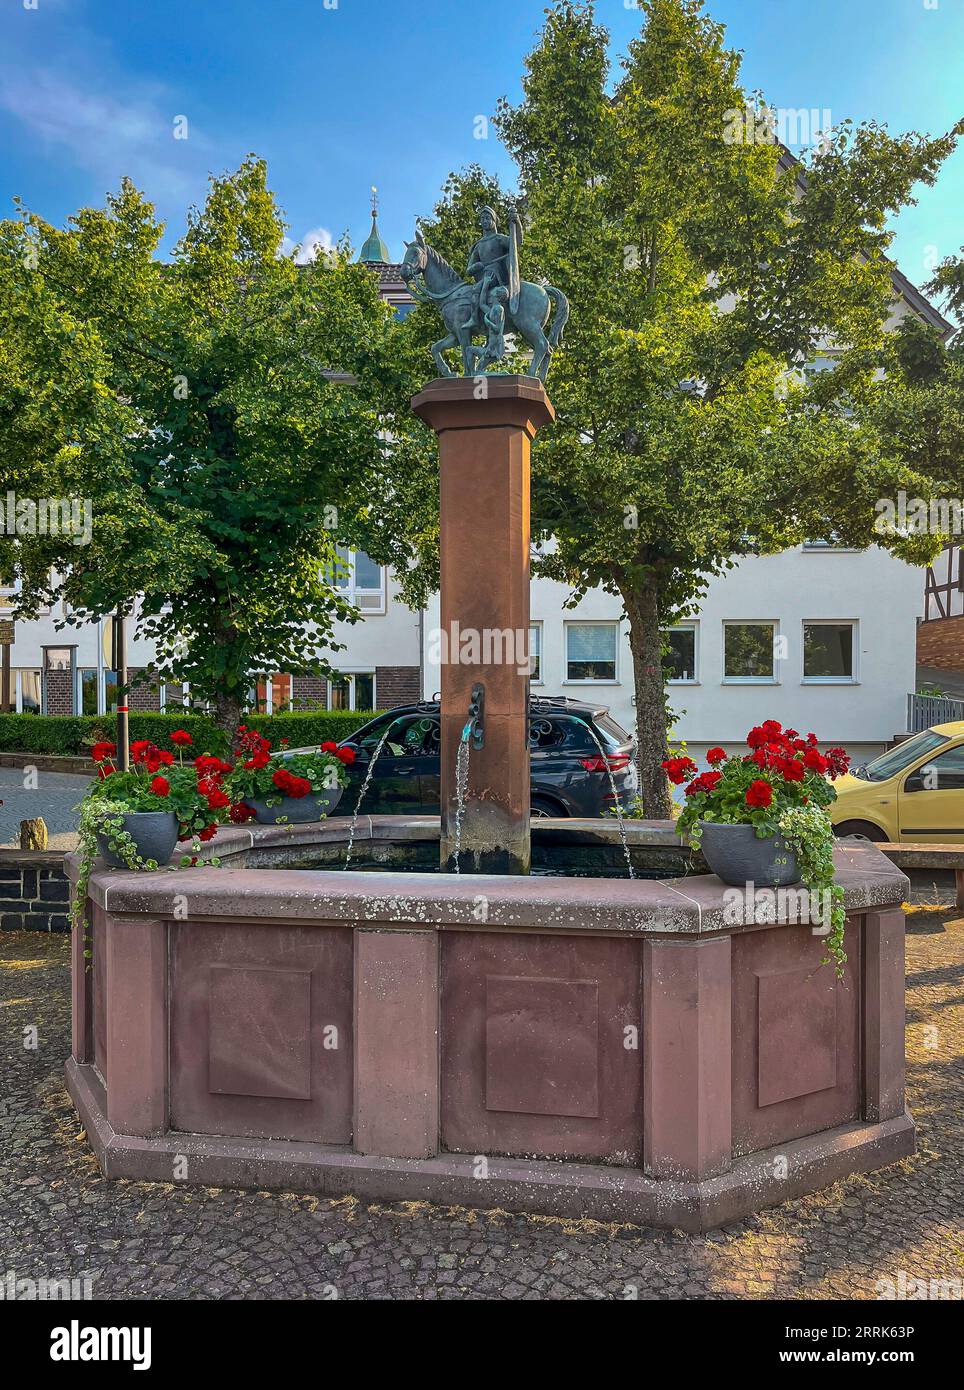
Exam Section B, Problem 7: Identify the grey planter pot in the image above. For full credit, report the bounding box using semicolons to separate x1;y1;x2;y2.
97;810;180;869
699;821;798;888
249;785;344;825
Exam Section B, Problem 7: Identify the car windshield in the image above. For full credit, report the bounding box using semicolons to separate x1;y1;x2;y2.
860;729;950;782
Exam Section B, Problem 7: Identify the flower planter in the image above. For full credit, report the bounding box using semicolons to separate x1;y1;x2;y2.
96;810;180;869
699;821;798;888
248;785;344;825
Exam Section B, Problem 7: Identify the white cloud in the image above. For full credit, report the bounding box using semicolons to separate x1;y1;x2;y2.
0;67;200;199
281;226;335;264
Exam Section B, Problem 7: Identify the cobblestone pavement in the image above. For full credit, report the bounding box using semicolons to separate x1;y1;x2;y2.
0;769;88;850
1;912;962;1301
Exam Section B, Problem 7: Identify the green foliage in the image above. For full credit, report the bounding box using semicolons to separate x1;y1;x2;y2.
0;158;432;726
0;712;228;757
779;804;847;977
410;0;961;812
238;709;382;749
0;709;381;757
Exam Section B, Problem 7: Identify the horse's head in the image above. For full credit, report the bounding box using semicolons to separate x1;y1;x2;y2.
400;228;427;283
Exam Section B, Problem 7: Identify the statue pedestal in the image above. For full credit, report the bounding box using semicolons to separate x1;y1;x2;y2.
411;376;555;874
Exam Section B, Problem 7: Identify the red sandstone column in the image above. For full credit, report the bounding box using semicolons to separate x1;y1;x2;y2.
353;928;439;1158
105;916;169;1138
411;376;554;874
862;908;906;1123
643;936;732;1181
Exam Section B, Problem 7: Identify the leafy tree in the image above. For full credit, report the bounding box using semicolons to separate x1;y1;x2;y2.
0;158;429;733
410;0;960;813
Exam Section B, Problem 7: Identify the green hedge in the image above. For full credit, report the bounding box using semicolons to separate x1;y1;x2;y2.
242;709;383;749
0;709;383;758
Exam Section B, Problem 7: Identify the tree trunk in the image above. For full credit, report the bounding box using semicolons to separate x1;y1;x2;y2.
621;578;672;819
212;688;243;745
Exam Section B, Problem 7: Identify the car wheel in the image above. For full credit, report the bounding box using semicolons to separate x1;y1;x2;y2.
531;796;566;819
833;819;888;843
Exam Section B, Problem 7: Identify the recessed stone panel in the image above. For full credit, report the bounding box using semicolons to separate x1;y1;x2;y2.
170;921;352;1143
485;975;599;1118
208;966;311;1100
757;965;836;1107
731;921;861;1157
441;932;642;1161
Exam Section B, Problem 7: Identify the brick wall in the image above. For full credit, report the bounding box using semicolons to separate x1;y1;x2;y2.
917;616;964;673
44;670;73;716
0;852;69;932
375;665;421;708
128;669;163;711
291;676;328;710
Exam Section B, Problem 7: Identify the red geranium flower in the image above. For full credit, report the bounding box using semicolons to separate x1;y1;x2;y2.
91;741;117;763
661;755;697;785
321;741;338;753
229;802;256;824
206;788;231;810
197;824;218;842
336;747;356;765
150;775;170;797
781;758;805;782
745;779;773;808
706;747;727;765
170;729;193;747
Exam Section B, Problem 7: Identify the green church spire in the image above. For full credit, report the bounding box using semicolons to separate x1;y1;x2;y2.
359;185;391;264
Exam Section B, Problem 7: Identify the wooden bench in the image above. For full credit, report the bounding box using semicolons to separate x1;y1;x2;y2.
877;842;964;909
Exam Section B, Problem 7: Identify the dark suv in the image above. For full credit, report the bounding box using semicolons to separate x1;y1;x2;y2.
321;697;636;818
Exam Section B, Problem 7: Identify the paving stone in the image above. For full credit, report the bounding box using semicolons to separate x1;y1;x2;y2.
1;914;962;1300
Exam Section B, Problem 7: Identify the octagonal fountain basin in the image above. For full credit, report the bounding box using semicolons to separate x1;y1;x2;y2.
66;817;913;1232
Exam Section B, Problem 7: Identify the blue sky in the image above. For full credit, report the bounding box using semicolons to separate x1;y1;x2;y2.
1;0;961;300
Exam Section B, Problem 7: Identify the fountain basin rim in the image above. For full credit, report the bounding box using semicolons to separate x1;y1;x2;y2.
68;821;908;937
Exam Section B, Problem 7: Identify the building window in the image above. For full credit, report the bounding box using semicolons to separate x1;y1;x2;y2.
16;670;42;714
104;669;119;714
328;672;376;711
803;621;856;682
79;669;98;715
529;623;542;683
565;622;618;682
333;547;386;613
664;624;697;683
723;622;777;682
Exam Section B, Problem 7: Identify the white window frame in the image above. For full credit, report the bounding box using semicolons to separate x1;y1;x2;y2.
801;619;859;685
563;620;620;686
664;622;699;685
327;671;377;711
529;622;543;685
722;620;780;685
334;548;387;615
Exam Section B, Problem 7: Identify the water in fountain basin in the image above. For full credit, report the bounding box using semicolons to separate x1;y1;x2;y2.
583;722;635;879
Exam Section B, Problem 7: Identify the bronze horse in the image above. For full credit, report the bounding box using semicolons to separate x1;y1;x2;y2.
400;229;569;381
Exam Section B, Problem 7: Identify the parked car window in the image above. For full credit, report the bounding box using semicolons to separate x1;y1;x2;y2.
909;744;964;791
862;730;948;782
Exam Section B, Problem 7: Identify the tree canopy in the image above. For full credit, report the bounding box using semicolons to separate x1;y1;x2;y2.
0;157;430;730
405;0;961;811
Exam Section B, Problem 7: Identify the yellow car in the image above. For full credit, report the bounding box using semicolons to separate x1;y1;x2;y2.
830;721;964;843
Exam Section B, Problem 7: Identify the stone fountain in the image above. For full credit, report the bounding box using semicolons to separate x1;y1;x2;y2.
65;218;914;1232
